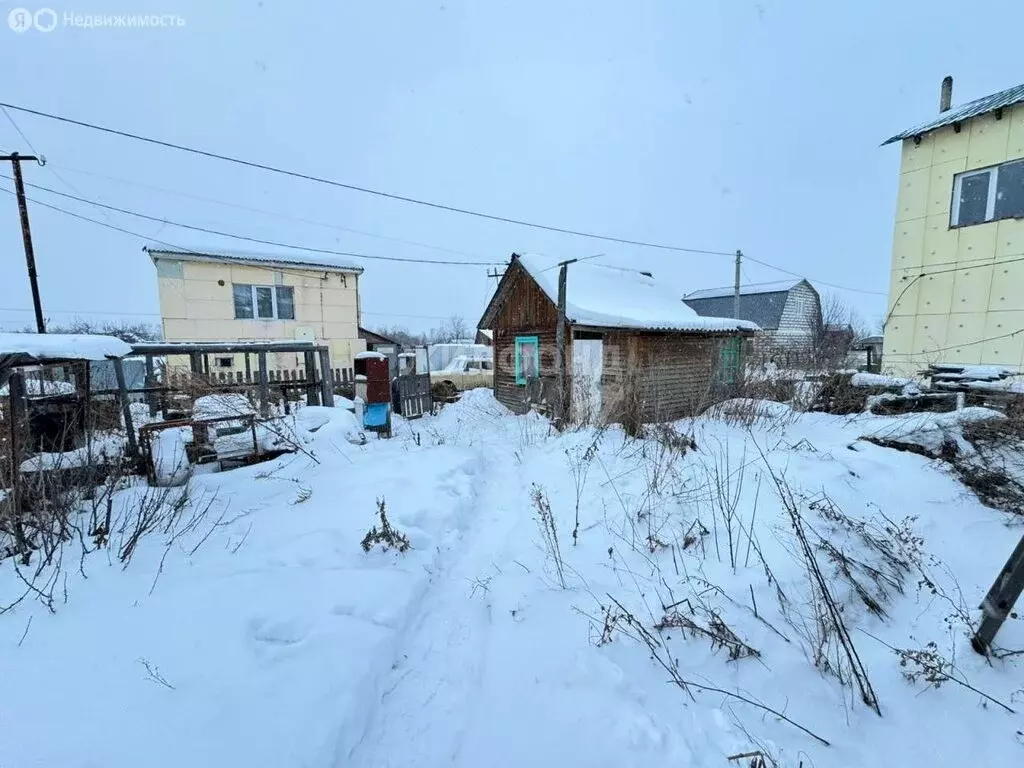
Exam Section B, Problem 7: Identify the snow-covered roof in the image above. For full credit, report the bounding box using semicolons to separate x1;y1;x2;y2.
514;255;759;333
0;332;131;362
355;351;387;360
146;246;364;274
883;82;1024;145
683;279;805;301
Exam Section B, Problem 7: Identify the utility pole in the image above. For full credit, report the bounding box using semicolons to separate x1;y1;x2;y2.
1;152;45;333
555;258;577;426
733;249;742;320
972;533;1024;654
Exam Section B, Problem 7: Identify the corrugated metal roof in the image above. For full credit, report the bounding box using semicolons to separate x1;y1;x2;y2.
145;246;364;273
683;292;790;331
683;279;803;301
883;82;1024;145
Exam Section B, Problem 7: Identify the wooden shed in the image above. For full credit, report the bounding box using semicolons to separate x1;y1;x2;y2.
477;254;759;425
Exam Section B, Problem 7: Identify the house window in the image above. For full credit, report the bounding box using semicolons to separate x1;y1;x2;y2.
514;336;539;385
718;337;741;385
232;284;296;320
951;159;1024;227
216;357;233;368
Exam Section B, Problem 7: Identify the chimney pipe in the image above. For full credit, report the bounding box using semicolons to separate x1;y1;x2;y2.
940;76;953;112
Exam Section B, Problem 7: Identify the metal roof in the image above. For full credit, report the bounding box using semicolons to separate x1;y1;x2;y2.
882;82;1024;145
145;246;364;274
683;279;803;301
683;279;812;332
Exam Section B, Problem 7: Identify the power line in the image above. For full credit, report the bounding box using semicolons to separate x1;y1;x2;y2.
0;101;891;296
0;305;454;322
0;101;735;257
0;183;504;267
0;107;39;155
44;161;492;261
0;105;121;229
742;253;887;296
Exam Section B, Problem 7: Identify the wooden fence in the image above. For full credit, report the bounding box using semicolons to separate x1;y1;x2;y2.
165;366;355;388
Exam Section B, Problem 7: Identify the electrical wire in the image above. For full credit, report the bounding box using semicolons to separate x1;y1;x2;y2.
0;101;892;296
0;101;738;257
0;184;505;267
0;305;455;322
42;161;492;261
0;105;124;230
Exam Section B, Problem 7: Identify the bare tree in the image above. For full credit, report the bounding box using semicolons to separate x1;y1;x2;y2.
429;314;470;343
371;325;428;347
811;292;872;368
40;319;161;343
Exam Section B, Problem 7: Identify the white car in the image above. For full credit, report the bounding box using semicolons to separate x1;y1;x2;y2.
433;356;494;396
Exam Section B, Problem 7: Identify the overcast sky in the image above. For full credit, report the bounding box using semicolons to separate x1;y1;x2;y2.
1;0;1022;335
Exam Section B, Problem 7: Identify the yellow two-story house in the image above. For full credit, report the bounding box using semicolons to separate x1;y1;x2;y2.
147;247;366;373
882;78;1024;376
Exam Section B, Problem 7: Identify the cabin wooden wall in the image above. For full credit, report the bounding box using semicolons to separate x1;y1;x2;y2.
599;332;723;425
491;265;562;414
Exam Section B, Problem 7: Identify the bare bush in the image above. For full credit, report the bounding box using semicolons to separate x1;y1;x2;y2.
654;604;760;661
697;438;749;572
865;632;1015;714
806;495;918;619
601;594;830;746
531;484;566;589
361;498;410;553
757;449;882;716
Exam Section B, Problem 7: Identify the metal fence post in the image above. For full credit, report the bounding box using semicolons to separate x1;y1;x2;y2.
972;533;1024;654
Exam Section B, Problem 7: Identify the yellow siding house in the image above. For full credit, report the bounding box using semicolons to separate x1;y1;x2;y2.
882;78;1024;376
146;247;366;373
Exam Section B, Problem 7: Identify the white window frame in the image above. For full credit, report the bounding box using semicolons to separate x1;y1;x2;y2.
951;159;1024;227
233;284;295;320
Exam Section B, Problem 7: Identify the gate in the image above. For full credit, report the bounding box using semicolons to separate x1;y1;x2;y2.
396;373;432;419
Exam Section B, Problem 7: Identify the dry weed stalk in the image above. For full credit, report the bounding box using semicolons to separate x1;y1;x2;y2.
754;440;882;717
654;606;760;661
531;484;567;589
604;594;830;747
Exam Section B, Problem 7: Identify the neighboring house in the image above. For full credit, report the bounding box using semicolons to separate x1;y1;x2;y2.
881;77;1024;376
147;247;366;374
358;327;401;378
683;279;822;364
477;254;758;425
853;334;884;372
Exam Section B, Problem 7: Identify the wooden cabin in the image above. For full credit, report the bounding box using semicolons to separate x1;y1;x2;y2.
477;254;759;425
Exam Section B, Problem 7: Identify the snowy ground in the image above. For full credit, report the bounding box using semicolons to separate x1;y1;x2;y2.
2;391;1023;767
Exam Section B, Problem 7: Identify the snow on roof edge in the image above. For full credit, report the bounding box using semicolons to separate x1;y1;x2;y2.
515;254;759;334
0;333;131;362
146;246;364;274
